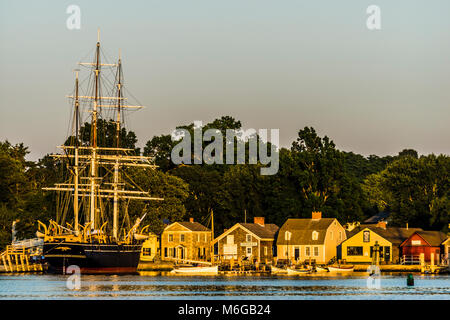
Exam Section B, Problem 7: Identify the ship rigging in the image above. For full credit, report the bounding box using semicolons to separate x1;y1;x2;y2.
38;31;163;274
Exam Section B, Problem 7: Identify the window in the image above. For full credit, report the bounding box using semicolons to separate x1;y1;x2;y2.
168;234;173;242
285;231;292;241
204;233;207;242
143;248;152;256
264;246;268;256
164;248;167;257
180;234;185;242
226;235;234;244
312;231;319;240
339;231;343;241
305;246;310;256
247;247;252;255
313;246;319;257
347;246;363;256
330;231;334;240
246;234;252;242
197;234;200;242
411;240;421;246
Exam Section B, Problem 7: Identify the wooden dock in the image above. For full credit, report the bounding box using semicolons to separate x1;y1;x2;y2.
1;244;44;273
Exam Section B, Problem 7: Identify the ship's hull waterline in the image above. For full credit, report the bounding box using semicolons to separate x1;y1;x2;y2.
43;242;142;274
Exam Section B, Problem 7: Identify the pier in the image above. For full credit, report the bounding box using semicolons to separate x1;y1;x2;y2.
1;244;44;273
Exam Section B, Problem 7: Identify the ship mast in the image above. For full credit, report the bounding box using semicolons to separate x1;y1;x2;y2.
113;50;122;239
89;29;101;231
74;69;80;234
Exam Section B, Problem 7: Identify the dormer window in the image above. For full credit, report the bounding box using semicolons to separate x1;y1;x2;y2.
312;231;319;241
285;231;292;241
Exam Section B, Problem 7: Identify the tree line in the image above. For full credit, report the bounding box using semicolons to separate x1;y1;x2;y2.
1;116;448;249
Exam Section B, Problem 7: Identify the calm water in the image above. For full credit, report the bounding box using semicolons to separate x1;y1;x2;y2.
0;272;449;300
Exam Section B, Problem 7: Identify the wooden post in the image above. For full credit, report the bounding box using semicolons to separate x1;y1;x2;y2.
7;254;13;272
2;255;8;272
420;253;425;273
25;255;30;271
430;253;435;273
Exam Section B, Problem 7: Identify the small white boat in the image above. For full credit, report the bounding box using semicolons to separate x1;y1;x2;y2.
314;266;329;272
270;266;288;274
327;265;354;272
287;267;312;275
133;233;149;241
170;265;219;275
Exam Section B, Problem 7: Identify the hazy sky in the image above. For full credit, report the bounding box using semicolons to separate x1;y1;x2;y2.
1;0;449;161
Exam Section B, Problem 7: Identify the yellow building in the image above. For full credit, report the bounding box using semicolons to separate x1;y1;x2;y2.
140;233;159;262
161;218;212;263
443;237;450;265
276;212;346;265
341;228;392;263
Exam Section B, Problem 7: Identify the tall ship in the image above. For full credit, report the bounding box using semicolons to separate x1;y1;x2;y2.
38;31;163;274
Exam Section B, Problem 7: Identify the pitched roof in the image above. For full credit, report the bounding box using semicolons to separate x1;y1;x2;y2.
213;223;279;243
277;218;337;245
347;225;422;245
364;212;390;224
177;222;210;232
239;223;279;239
412;231;448;247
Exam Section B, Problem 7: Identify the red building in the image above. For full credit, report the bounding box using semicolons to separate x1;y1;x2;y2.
400;231;447;264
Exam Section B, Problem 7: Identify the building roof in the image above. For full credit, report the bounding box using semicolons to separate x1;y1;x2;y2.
213;222;279;244
276;218;337;245
176;222;210;232
364;212;390;224
403;231;448;247
239;223;279;239
347;225;422;245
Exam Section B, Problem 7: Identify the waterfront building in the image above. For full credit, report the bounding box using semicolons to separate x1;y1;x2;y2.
443;237;450;265
400;230;447;265
161;218;212;263
140;233;159;262
341;227;393;263
213;217;279;264
276;212;346;265
344;222;421;264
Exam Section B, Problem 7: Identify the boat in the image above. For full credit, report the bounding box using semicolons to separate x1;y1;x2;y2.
270;265;288;274
314;266;329;272
170;265;219;275
39;31;163;274
327;265;354;272
287;267;312;275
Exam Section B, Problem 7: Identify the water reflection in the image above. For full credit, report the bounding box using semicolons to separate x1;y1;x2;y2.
0;273;448;300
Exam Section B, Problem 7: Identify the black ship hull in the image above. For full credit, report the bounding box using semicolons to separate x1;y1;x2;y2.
43;242;142;274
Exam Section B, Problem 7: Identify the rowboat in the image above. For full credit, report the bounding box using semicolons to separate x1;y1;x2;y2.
314;266;329;272
287;267;312;275
327;265;354;272
270;266;288;274
170;265;219;275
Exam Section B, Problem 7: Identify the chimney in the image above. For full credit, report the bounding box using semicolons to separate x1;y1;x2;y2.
254;217;265;226
376;221;387;230
189;217;194;223
312;211;322;220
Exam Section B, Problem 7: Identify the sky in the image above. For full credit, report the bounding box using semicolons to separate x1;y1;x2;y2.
0;0;449;161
